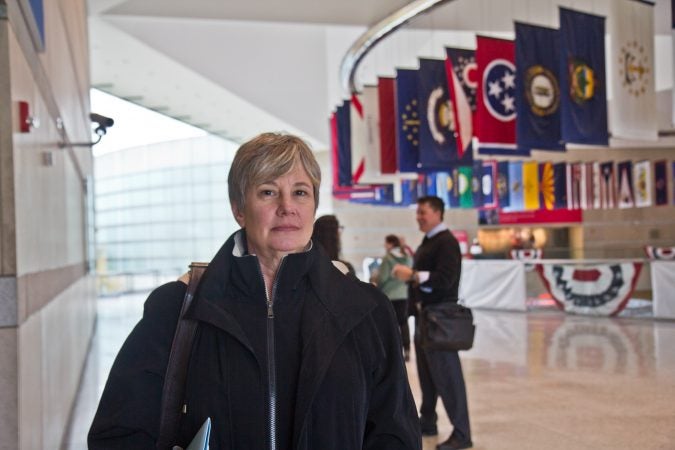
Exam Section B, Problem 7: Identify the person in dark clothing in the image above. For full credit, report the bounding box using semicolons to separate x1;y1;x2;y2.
88;133;421;450
392;196;472;450
312;214;356;276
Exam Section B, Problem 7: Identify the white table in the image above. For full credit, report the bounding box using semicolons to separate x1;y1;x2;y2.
460;260;526;311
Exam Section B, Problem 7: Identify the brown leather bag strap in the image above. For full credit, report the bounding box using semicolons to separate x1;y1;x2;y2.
156;262;208;450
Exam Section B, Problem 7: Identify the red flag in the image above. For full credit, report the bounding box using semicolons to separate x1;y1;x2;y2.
476;36;517;154
378;77;397;174
329;112;339;189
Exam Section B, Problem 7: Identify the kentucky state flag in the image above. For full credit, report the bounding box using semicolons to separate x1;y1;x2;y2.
610;0;657;141
559;7;609;145
418;58;472;170
515;22;564;152
395;68;420;173
476;36;526;156
445;47;478;158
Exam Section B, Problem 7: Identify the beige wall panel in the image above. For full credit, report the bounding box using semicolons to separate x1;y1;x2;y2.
18;276;95;449
0;327;18;449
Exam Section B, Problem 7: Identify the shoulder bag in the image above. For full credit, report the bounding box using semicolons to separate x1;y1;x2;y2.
156;262;208;450
420;302;476;351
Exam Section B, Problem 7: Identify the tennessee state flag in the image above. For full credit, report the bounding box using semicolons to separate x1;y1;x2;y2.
476;36;525;156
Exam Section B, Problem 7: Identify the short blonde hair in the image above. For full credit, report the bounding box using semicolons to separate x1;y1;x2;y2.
228;133;321;212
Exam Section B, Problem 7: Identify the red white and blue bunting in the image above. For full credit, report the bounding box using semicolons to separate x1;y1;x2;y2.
644;245;675;260
536;262;643;316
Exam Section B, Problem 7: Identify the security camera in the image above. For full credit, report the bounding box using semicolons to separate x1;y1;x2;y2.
90;113;114;136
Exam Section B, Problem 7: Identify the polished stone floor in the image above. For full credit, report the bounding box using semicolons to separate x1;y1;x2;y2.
65;293;675;449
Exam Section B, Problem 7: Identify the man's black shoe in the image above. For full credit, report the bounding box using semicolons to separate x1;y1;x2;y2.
436;435;473;450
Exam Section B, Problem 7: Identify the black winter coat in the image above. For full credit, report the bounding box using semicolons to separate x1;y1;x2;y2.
88;231;421;449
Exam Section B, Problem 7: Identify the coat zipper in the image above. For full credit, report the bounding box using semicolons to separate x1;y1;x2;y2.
258;257;285;450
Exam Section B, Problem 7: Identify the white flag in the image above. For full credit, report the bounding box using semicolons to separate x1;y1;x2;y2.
362;85;381;180
609;0;657;140
350;93;367;184
633;160;652;207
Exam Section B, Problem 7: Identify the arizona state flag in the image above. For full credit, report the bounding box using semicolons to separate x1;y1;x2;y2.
476;36;525;155
559;7;609;145
515;22;564;152
654;160;668;206
378;77;397;174
418;58;471;170
395;68;420;172
539;162;555;210
445;47;478;158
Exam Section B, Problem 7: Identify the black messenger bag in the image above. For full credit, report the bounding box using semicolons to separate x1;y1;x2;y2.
420;302;475;351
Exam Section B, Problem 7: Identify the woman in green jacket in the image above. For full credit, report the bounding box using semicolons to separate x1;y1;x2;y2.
377;234;413;361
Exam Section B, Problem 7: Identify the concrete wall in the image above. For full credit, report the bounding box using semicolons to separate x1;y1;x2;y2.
0;0;96;448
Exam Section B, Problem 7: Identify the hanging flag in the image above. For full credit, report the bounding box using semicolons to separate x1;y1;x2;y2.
329;111;339;189
539;162;555;210
592;162;601;209
508;161;524;211
580;162;599;210
445;47;478;158
435;172;450;207
476;36;525;155
425;173;438;196
401;178;420;205
633;160;652;207
471;160;484;207
515;22;564;152
378;77;397;174
497;161;510;208
336;101;352;187
482;160;498;209
654;160;668;206
617;161;635;208
448;167;460;208
559;7;609;145
599;161;617;209
523;161;540;210
359;85;382;183
610;0;657;141
568;162;582;209
553;162;568;209
458;166;473;208
395;68;420;172
418;58;471;170
350;93;367;184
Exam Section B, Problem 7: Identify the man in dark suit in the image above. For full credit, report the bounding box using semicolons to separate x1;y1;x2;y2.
393;196;472;450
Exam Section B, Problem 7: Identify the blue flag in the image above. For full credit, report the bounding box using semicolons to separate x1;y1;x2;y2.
336;101;352;186
497;161;510;208
553;162;568;209
395;68;420;172
418;58;473;171
401;178;419;206
448;167;460;208
515;22;564;152
508;161;524;212
472;160;484;207
559;7;609;145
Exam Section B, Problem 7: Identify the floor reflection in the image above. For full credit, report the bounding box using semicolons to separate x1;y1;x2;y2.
65;294;675;450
